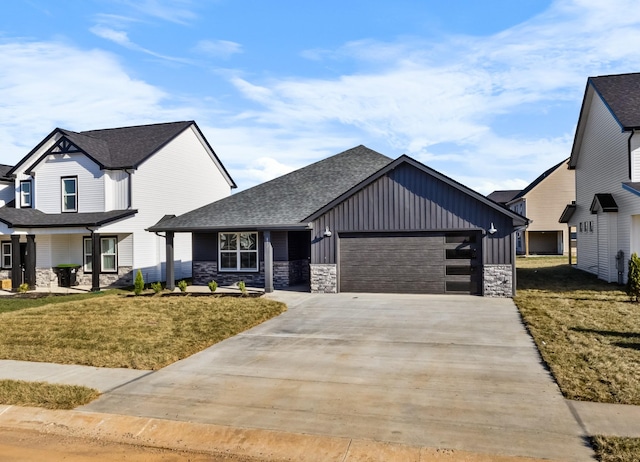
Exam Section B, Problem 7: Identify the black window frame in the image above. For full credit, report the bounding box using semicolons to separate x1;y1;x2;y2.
1;242;11;269
218;231;259;272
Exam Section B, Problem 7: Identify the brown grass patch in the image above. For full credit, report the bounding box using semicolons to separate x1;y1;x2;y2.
0;379;99;409
0;295;286;370
515;257;640;405
591;436;640;462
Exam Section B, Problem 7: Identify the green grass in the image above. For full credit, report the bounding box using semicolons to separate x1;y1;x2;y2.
0;379;99;409
0;290;119;314
0;294;286;369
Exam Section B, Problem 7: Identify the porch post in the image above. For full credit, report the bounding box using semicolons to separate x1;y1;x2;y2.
524;230;530;256
11;235;21;290
25;235;36;289
568;224;572;265
91;232;101;292
264;230;274;293
166;231;175;291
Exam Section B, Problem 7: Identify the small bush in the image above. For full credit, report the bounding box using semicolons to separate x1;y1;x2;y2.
238;280;247;296
178;280;188;293
151;282;163;294
627;253;640;302
208;280;218;293
134;270;145;296
17;283;29;293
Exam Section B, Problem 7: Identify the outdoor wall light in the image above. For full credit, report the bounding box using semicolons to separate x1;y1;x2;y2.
323;226;332;237
488;223;497;235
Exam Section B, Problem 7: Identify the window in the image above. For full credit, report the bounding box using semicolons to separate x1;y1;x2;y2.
83;237;117;273
219;232;258;271
62;177;77;212
20;181;32;208
1;243;11;269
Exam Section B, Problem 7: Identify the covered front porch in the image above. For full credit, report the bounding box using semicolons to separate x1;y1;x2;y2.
161;228;311;292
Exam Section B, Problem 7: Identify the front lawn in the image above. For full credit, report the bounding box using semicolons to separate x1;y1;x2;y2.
514;257;640;405
0;295;286;370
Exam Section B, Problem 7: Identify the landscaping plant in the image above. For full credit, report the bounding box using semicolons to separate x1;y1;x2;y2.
178;280;188;293
208;280;218;293
626;252;640;302
238;280;247;296
134;270;145;295
151;282;163;294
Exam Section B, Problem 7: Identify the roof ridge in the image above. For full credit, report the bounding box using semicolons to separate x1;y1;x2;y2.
80;120;193;134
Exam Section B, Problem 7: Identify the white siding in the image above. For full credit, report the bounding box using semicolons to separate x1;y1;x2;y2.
632;135;640;182
50;234;84;267
573;89;640;282
105;170;130;211
31;154;104;213
99;125;232;282
35;235;52;268
0;183;14;207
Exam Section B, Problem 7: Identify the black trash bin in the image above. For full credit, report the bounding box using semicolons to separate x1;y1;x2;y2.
55;265;80;287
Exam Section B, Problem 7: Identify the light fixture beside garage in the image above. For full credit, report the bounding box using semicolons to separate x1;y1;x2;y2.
488;223;497;235
323;226;332;237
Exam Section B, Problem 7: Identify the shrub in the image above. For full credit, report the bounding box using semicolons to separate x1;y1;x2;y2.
208;280;218;293
238;280;247;296
178;280;188;293
151;282;163;294
17;283;29;293
134;270;144;296
627;253;640;302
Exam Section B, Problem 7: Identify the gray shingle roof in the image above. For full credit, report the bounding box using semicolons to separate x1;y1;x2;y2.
0;164;13;181
486;190;521;205
590;73;640;129
0;207;137;228
150;145;393;231
9;122;235;188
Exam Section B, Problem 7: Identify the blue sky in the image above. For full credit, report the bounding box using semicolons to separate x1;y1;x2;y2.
2;0;640;193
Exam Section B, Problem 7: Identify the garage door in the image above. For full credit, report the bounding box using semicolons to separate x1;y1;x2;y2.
339;232;480;294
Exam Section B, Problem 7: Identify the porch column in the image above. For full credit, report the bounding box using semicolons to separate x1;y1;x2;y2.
264;231;274;293
91;232;101;292
524;230;530;256
25;235;36;289
166;231;175;291
11;235;21;290
567;224;572;265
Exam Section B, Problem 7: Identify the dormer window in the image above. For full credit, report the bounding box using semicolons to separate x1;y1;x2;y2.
20;181;32;208
61;177;77;213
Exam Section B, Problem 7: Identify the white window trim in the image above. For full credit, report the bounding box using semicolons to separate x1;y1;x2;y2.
218;232;259;272
20;180;32;208
61;177;77;213
83;236;118;274
1;242;11;269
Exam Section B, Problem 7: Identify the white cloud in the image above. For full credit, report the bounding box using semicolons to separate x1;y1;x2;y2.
193;39;242;59
224;0;640;190
0;40;193;163
117;0;197;25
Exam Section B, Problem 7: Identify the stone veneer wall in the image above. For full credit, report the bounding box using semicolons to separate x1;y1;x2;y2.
193;261;266;288
34;266;134;289
310;264;337;293
483;264;513;298
76;266;134;288
272;259;310;289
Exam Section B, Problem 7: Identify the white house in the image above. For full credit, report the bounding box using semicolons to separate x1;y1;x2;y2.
560;72;640;284
0;121;235;290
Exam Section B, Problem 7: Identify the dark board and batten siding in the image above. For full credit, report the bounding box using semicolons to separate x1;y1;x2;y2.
310;162;515;266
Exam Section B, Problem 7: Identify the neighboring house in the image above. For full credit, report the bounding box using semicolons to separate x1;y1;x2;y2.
560;72;640;284
486;190;521;206
0;121;235;290
506;159;575;255
150;145;528;297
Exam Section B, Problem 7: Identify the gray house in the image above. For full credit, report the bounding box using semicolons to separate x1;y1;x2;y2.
150;146;528;297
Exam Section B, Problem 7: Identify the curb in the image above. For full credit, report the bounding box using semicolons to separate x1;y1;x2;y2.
0;405;556;462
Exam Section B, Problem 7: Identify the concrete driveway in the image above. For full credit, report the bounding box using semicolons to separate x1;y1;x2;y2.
81;292;594;461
